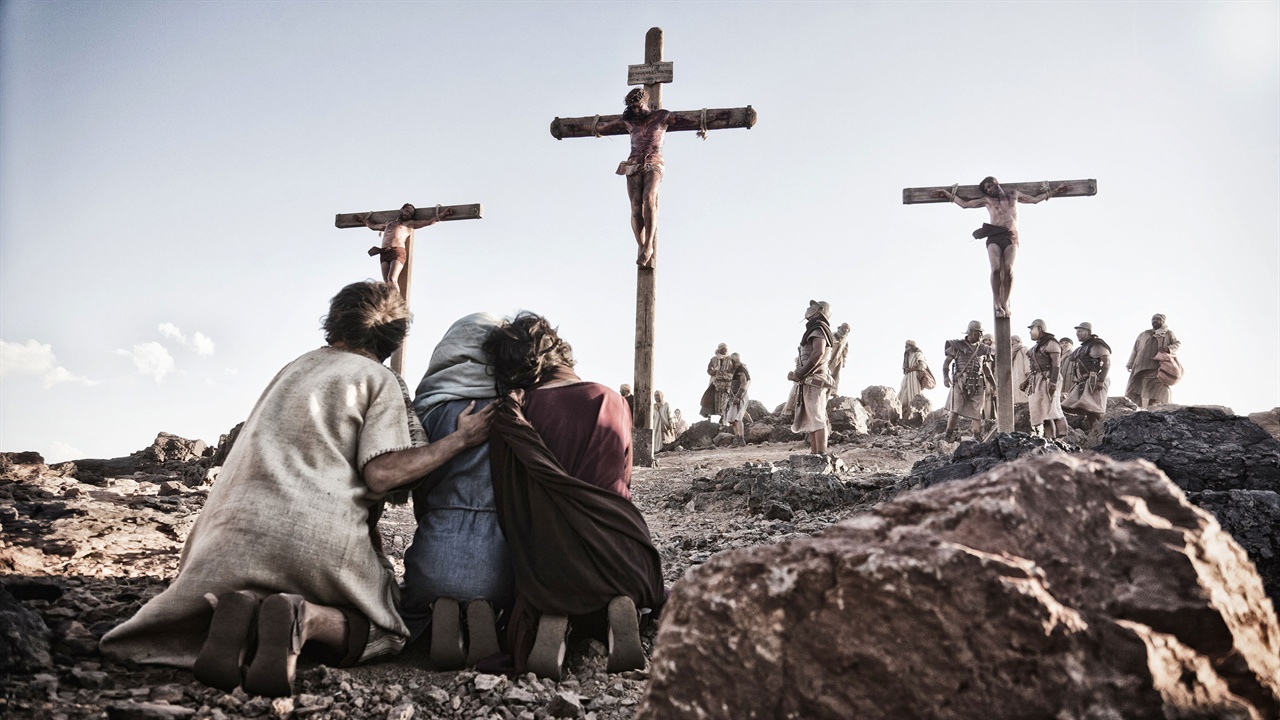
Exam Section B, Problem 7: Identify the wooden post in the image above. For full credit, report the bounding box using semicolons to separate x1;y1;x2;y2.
630;28;663;467
335;203;483;377
550;27;755;466
994;316;1013;433
902;178;1097;433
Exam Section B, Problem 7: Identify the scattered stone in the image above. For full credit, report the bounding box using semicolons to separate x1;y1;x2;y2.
71;665;110;688
545;691;584;719
503;687;537;704
474;673;506;692
107;702;197;720
385;703;413;720
149;684;186;703
269;697;294;718
158;481;185;497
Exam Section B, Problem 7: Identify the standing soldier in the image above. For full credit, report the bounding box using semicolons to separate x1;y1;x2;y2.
1024;319;1069;439
700;344;734;422
1062;322;1112;428
942;321;994;442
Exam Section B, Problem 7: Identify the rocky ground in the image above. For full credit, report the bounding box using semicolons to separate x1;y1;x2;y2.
3;398;1276;720
0;425;932;720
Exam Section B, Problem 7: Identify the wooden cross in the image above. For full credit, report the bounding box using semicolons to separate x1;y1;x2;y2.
335;203;482;376
902;178;1096;433
550;27;756;466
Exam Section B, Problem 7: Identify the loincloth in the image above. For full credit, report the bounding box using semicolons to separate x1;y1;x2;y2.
972;223;1017;251
368;246;407;264
617;161;665;177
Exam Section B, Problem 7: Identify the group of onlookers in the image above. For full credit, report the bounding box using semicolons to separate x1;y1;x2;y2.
932;314;1182;440
101;282;664;696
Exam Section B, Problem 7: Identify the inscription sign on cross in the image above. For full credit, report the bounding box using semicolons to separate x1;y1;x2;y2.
335;202;483;376
550;27;756;466
902;177;1096;433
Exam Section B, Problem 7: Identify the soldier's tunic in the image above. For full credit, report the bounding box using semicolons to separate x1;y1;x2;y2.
1027;336;1066;426
944;338;991;422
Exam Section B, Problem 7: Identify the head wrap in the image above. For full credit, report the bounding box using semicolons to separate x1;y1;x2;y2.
413;312;501;418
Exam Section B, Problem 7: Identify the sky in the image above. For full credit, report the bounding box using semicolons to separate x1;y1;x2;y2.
1;1;1277;463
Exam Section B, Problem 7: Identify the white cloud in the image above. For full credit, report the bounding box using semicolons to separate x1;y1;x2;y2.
46;440;84;463
117;342;175;383
158;323;185;342
191;332;215;356
0;339;97;387
157;323;215;356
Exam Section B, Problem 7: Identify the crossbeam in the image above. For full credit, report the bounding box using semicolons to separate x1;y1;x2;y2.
903;179;1096;205
549;107;757;140
334;203;482;229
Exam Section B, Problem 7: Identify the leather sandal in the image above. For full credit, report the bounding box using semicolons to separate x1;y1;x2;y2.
429;597;465;671
243;593;306;697
464;600;500;667
194;590;260;692
606;596;644;673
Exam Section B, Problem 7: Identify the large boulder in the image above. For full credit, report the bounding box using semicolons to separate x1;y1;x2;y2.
900;432;1074;493
670;420;720;451
745;400;771;424
858;386;902;425
0;582;52;673
72;432;212;485
826;396;869;436
1095;406;1278;492
1248;408;1280;442
1190;490;1280;606
637;453;1279;720
901;393;932;427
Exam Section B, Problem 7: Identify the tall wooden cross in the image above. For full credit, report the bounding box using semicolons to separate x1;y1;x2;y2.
335;203;482;376
902;179;1097;433
550;27;756;466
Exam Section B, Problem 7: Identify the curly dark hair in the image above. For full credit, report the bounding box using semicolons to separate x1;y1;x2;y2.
482;312;575;395
321;281;411;361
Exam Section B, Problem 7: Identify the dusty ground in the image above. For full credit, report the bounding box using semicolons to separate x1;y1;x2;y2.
0;433;932;720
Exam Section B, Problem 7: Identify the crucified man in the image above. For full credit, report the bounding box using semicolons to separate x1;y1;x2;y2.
618;87;674;268
356;203;453;294
935;177;1066;317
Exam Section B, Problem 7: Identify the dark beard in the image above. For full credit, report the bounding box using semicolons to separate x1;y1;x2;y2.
622;105;650;123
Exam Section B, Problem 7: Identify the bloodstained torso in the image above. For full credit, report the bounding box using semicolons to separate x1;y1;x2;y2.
625;109;672;166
